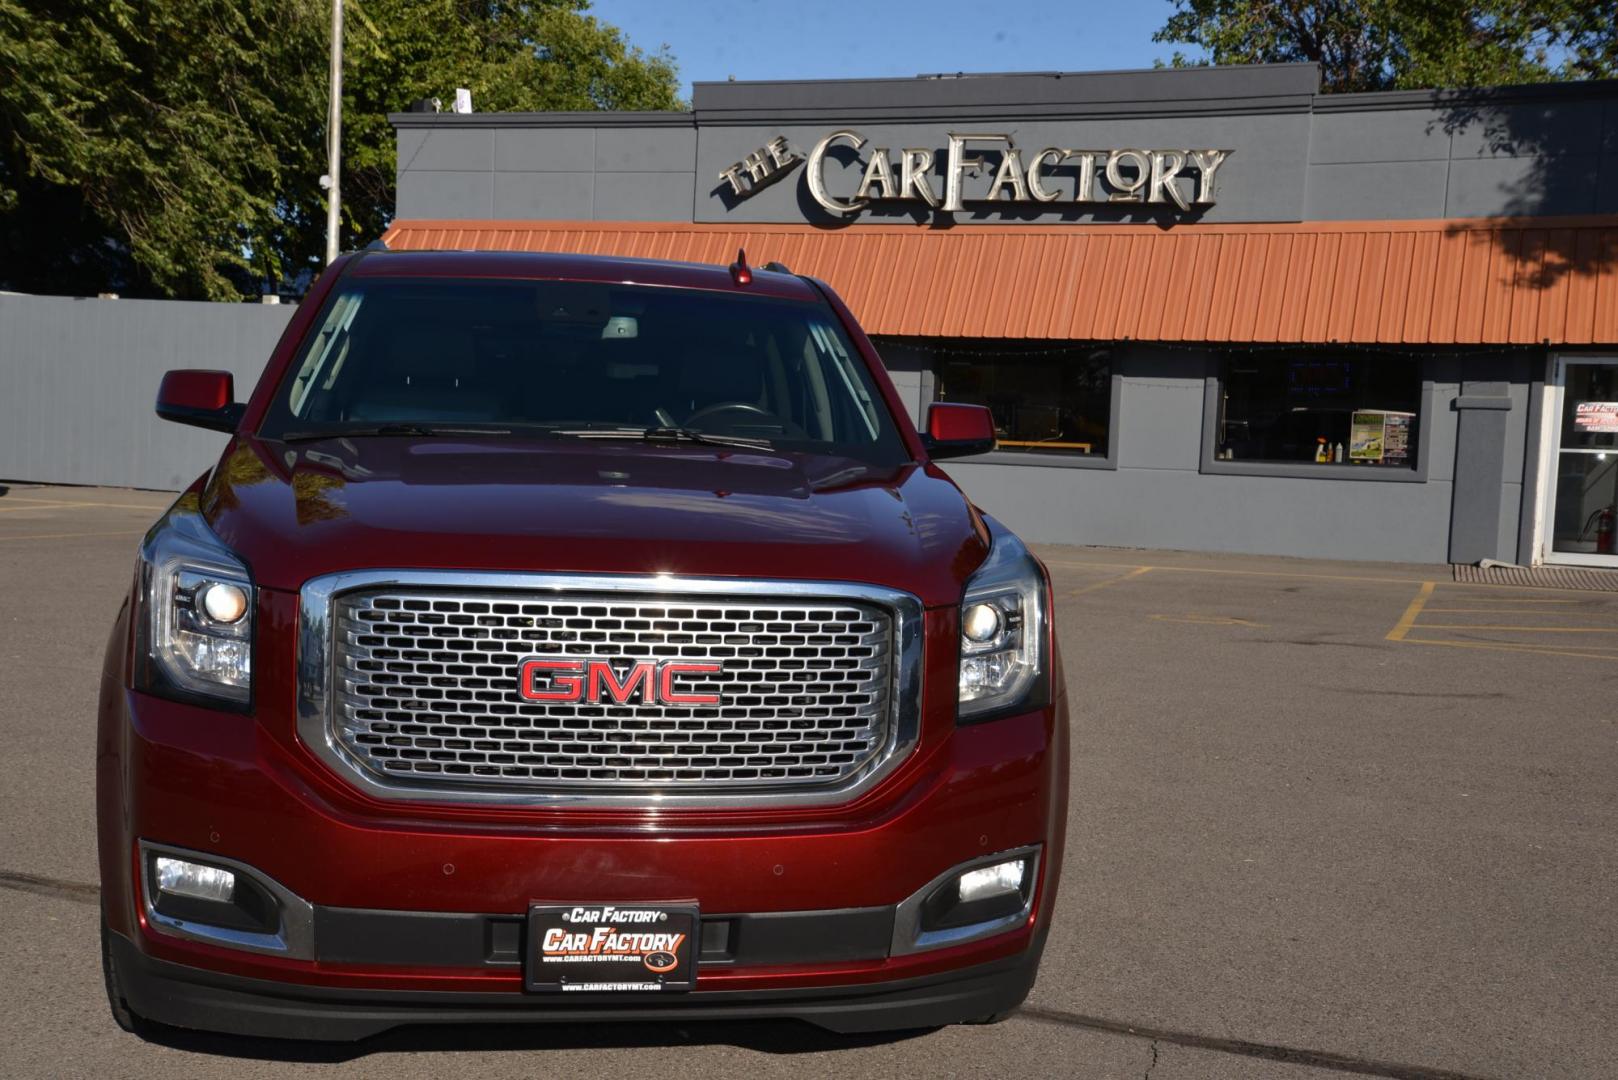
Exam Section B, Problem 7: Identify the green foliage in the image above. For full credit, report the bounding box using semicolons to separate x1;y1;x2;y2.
0;1;681;300
340;0;683;263
1154;0;1618;93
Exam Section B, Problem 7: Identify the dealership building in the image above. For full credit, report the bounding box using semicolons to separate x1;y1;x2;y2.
383;63;1618;568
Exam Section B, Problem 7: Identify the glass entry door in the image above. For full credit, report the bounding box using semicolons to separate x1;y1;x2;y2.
1546;357;1618;566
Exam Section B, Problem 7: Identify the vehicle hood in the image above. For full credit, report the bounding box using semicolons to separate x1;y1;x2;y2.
202;436;989;607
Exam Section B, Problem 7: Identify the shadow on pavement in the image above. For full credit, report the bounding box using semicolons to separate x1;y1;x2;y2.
135;1017;937;1062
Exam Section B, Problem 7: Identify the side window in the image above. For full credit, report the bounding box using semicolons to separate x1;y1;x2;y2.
807;319;881;441
288;291;365;416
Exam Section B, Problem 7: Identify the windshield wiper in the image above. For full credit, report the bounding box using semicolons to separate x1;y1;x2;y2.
553;426;775;450
276;424;512;442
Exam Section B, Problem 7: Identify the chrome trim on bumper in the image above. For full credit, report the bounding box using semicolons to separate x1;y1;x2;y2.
297;570;924;808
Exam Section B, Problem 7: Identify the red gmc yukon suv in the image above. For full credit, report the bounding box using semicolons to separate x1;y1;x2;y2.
97;249;1068;1041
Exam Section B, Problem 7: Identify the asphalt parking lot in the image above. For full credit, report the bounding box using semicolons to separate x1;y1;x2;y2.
1;483;1614;1079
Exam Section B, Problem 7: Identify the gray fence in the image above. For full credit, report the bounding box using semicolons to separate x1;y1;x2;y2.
0;293;295;491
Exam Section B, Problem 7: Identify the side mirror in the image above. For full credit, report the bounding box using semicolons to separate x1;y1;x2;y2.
922;403;997;460
156;370;244;433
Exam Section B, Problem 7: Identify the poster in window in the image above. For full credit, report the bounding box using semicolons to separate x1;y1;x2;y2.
1349;411;1385;463
1574;402;1618;433
1382;411;1414;465
1349;410;1415;465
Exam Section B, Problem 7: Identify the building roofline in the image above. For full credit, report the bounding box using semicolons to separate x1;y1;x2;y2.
1314;78;1618;112
389;110;694;129
387;65;1618;132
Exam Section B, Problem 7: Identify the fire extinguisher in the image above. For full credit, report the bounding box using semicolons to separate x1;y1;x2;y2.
1585;506;1616;554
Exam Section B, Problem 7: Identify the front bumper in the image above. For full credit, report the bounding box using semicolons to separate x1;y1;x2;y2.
98;661;1068;1038
108;924;1047;1040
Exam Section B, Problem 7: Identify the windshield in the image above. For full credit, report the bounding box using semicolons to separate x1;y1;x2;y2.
258;276;909;464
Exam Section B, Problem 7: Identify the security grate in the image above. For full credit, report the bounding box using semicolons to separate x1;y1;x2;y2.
1452;564;1618;592
331;589;895;793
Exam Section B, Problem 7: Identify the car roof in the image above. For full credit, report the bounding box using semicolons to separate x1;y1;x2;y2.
349;249;821;303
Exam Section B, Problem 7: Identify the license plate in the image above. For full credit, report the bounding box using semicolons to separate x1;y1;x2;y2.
526;903;698;992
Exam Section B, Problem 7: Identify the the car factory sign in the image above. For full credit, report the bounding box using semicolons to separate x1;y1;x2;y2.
719;130;1231;217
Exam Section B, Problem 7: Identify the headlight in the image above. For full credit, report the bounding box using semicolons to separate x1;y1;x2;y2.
134;498;253;706
957;520;1048;722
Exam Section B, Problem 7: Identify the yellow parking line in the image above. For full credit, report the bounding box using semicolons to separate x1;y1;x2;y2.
0;529;144;543
1423;607;1590;614
0;499;161;512
1418;636;1618;651
0;502;80;513
1433;597;1581;604
1044;559;1609;596
1417;624;1618;633
1149;613;1265;627
1070;566;1152;597
1401;637;1618;662
1385;581;1436;641
1046;559;1425;587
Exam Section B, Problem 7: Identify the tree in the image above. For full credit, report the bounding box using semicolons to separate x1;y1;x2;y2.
339;1;683;267
1154;0;1618;93
0;1;681;301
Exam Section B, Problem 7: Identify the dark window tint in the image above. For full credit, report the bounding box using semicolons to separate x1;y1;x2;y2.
1216;354;1421;467
260;277;909;464
876;338;1111;457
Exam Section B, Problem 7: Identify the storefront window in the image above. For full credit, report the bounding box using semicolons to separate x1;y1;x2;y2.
1215;354;1421;468
892;340;1110;457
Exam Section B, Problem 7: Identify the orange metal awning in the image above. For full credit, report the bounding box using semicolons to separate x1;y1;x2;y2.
382;217;1618;346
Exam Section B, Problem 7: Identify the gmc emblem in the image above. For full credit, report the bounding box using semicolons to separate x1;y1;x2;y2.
518;657;722;706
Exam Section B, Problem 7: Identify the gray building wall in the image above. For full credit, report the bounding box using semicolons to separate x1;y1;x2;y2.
0;294;293;490
395;113;697;223
384;67;1618;565
393;68;1618;226
1305;90;1618;220
897;345;1482;565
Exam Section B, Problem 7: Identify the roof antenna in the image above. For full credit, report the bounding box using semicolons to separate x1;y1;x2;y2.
729;248;752;286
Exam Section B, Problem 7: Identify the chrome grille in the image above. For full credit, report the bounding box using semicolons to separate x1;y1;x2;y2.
330;588;896;793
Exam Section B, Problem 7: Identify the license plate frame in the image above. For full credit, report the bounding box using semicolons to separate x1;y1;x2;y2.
526;902;699;993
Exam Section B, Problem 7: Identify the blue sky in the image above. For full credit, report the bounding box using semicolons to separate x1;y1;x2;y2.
589;0;1202;101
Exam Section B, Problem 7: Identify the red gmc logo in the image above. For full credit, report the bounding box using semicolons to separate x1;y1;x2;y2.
518;658;722;706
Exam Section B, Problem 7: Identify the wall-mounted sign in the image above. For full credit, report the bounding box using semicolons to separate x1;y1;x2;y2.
717;136;801;200
787;129;1229;218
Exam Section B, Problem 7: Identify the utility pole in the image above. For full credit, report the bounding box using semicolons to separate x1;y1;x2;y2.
324;0;344;264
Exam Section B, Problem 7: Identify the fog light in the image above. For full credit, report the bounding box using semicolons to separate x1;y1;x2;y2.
155;856;235;902
957;858;1024;903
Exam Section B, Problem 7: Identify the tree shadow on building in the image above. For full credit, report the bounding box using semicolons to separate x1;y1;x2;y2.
1430;85;1618;290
